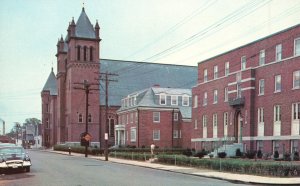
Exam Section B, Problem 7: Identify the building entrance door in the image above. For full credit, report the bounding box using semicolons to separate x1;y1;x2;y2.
234;110;243;143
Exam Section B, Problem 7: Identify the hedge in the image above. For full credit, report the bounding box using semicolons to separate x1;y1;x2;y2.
53;144;103;155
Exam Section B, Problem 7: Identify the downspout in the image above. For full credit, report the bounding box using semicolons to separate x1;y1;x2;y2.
137;108;140;148
99;105;102;149
172;109;174;149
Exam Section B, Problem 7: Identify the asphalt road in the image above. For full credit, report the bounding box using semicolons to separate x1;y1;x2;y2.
0;150;250;186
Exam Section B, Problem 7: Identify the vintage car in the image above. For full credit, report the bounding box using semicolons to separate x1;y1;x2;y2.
0;146;31;173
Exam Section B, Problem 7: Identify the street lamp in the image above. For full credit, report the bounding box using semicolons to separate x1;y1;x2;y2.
15;122;21;145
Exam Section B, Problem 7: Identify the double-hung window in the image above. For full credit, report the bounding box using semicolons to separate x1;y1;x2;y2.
182;95;189;106
213;90;218;104
259;50;265;66
274;105;281;122
203;92;207;106
293;70;300;89
153;112;160;123
160;94;166;105
171;95;178;105
153;130;160;140
295;38;300;56
276;44;282;61
259;79;265;95
292;103;300;120
214;65;218;79
275;75;281;93
241;56;246;70
225;62;229;76
204;69;208;82
224;87;228;102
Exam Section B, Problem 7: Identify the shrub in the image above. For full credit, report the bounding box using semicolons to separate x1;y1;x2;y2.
274;150;279;159
218;152;227;158
245;151;256;159
194;149;208;159
182;148;193;157
235;148;242;157
257;150;263;159
283;152;291;161
294;151;299;161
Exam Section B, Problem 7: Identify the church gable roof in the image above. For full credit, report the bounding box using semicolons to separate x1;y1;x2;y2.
100;59;197;106
75;8;96;39
42;68;57;95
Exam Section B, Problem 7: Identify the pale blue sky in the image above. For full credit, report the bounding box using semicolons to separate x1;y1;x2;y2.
0;0;300;132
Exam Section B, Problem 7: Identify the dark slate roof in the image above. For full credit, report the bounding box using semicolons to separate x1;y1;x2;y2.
42;68;57;95
99;59;197;106
75;8;96;39
118;87;192;119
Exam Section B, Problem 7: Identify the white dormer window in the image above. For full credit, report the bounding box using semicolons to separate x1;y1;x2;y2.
171;95;178;105
134;96;137;105
182;95;189;106
160;94;166;105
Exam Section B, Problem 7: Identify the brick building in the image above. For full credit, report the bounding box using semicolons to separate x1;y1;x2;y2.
116;87;192;149
191;24;300;156
41;8;197;148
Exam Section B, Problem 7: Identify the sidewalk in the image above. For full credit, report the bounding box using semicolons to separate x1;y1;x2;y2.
44;150;300;185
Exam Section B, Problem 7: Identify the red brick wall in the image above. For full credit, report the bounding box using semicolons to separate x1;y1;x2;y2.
192;25;300;153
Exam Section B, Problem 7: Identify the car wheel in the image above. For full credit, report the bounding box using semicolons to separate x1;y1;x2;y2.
25;167;30;172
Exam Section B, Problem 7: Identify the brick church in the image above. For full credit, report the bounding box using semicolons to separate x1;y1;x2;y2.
41;8;197;148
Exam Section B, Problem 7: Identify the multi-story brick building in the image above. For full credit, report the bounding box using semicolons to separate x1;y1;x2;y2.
116;87;192;148
41;8;198;148
192;24;300;156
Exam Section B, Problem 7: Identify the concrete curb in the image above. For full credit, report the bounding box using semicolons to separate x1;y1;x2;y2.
40;150;300;185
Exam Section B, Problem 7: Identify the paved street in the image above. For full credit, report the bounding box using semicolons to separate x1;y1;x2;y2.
0;150;250;186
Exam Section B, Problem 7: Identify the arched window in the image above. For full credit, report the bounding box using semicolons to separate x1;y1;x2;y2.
90;46;93;61
107;116;115;137
88;113;92;123
77;46;81;60
83;46;87;61
78;114;83;123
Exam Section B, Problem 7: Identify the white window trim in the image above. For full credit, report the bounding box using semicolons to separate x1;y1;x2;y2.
213;114;218;127
259;79;265;95
173;130;178;139
224;87;228;102
160;94;167;105
213;90;218;104
194;119;198;129
203;92;207;106
225;62;229;76
292;102;300;120
202;115;207;128
224;112;228;126
274;75;281;93
241;56;246;70
274;105;281;122
174;113;178;121
171;95;178;105
204;69;208;82
182;95;189;106
276;44;282;61
259;50;265;66
194;95;198;108
153;130;160;140
130;127;136;142
153;112;160;123
294;37;300;56
293;70;300;89
214;65;218;79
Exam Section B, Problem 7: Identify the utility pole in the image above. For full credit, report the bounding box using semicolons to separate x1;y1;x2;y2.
74;80;99;157
98;71;118;161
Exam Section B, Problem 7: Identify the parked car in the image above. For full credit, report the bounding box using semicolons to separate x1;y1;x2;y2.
0;143;17;147
0;146;31;173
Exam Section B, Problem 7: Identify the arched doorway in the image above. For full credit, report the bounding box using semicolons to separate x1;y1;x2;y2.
234;110;243;143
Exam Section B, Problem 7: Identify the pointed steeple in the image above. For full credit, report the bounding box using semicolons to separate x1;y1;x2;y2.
75;8;96;39
42;68;57;95
95;20;100;39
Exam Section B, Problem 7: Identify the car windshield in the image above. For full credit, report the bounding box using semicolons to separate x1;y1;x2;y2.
0;147;24;155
